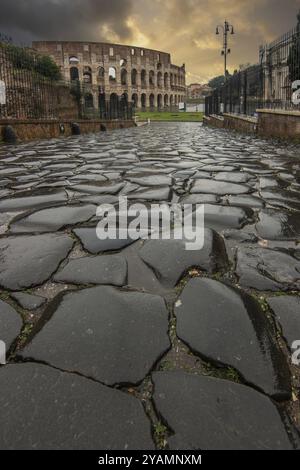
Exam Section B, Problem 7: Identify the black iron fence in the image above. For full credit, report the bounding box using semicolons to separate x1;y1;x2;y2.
206;22;300;116
0;41;134;121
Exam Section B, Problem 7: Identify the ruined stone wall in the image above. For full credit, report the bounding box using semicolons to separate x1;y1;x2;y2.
32;41;187;109
0;119;135;142
257;109;300;140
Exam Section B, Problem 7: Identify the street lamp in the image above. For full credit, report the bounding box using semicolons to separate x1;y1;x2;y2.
216;20;235;81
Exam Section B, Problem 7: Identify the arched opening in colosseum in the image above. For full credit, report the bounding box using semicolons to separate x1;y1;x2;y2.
98;92;106;116
109;67;116;82
149;94;155;109
174;95;178;105
84;93;94;108
141;70;147;88
69;56;79;65
141;94;146;109
157;72;162;88
70;67;79;81
164;94;169;107
164;73;168;88
98;67;105;81
157;94;163;109
132;93;138;108
120;93;129;118
110;93;119;118
120;59;127;67
170;95;173;107
83;67;92;84
121;69;128;86
131;69;137;86
149;71;155;86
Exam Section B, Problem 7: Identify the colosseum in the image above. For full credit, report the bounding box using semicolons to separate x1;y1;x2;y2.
32;41;186;110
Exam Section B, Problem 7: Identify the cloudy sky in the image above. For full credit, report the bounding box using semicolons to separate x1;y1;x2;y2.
1;0;299;83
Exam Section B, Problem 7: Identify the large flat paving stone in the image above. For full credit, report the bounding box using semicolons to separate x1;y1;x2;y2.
256;210;300;240
139;229;228;287
11;292;46;310
236;247;300;291
191;179;251;195
21;286;170;385
0;234;74;290
54;254;127;286
267;296;300;349
127;186;172;201
200;204;253;231
175;278;291;400
0;189;68;212
73;227;136;253
152;371;293;450
0;363;154;450
10;204;95;233
0;299;23;350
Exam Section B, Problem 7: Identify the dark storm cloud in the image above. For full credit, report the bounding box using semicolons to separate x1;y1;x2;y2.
0;0;133;42
0;0;299;81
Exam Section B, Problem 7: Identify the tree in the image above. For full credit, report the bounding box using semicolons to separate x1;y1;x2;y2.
288;11;300;83
36;55;61;81
208;75;226;89
3;43;61;81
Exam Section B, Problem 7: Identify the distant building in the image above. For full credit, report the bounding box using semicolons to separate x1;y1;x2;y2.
187;83;212;100
32;41;186;110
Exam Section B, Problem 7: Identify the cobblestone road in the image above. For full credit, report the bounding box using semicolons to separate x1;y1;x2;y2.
0;122;299;449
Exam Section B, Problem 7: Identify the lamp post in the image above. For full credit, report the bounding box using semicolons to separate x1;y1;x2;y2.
216;20;235;81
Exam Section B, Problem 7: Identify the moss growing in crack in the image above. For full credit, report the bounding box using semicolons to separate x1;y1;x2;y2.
18;323;34;343
153;422;168;449
251;293;269;313
202;362;241;384
169;317;177;344
159;360;174;371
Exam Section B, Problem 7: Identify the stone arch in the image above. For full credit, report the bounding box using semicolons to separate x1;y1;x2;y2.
98;66;105;80
132;93;138;108
141;93;147;109
83;66;92;83
164;72;168;88
149;93;155;108
164;94;169;107
69;56;79;65
141;69;147;88
131;69;138;86
98;92;106;118
109;67;116;82
121;69;128;85
84;93;94;108
110;93;119;118
157;94;163;109
70;67;79;81
157;71;162;88
149;70;155;86
170;95;173;107
170;73;173;86
120;93;129;119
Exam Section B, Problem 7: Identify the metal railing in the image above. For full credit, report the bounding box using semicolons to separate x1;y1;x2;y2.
205;22;300;116
0;42;134;121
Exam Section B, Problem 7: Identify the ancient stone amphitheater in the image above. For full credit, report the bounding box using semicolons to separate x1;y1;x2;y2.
33;41;186;110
